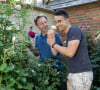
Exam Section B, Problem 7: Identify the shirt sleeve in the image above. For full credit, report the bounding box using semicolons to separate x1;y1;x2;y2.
55;33;62;45
68;27;82;41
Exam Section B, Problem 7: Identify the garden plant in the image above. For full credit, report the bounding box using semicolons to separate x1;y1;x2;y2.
0;2;67;90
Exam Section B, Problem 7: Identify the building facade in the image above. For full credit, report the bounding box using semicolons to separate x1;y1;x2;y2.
48;0;100;40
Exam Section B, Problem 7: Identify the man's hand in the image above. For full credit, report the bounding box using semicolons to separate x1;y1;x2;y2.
47;27;56;46
47;37;55;47
47;27;58;55
47;25;57;39
47;30;57;56
25;42;39;57
47;29;55;39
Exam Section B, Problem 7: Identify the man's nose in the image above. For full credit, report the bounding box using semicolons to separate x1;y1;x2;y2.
56;23;59;27
44;23;47;26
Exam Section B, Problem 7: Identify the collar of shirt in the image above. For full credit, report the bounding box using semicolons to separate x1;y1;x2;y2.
40;33;47;38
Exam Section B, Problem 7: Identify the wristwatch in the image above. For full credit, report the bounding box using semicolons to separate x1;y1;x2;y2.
52;43;56;48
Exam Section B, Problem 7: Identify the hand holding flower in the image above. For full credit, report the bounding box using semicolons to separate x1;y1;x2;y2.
47;25;56;39
47;36;55;47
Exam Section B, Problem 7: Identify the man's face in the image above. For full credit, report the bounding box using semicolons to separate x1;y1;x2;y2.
54;16;68;31
36;17;48;33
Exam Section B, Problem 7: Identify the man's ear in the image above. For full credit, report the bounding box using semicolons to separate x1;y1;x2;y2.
66;18;69;22
36;25;40;29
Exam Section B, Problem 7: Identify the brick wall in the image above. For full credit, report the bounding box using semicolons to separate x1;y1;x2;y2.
64;2;100;38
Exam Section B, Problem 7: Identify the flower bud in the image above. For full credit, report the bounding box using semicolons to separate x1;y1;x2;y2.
28;31;35;38
12;36;16;42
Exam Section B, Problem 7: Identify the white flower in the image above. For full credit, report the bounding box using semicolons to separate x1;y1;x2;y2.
12;21;16;25
12;36;16;42
64;40;66;44
31;70;35;72
57;72;59;74
14;0;20;1
6;26;12;30
95;34;100;40
45;80;48;83
51;25;57;30
38;64;41;67
15;5;21;10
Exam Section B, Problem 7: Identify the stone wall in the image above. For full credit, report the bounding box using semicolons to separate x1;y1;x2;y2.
9;6;54;34
25;7;54;34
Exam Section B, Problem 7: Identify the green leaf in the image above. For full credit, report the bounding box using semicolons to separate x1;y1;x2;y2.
97;88;100;90
23;72;29;76
24;35;31;44
26;83;33;90
7;80;15;88
18;83;23;89
27;20;32;24
10;0;16;5
4;64;15;72
21;77;26;83
0;63;7;71
0;86;6;90
0;41;4;46
92;64;100;68
5;6;12;16
47;86;53;90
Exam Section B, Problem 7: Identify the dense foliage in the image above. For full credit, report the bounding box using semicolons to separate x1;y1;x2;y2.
0;3;67;90
87;32;100;90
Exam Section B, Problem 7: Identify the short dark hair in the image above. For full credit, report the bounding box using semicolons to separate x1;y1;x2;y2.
54;9;69;18
34;14;47;25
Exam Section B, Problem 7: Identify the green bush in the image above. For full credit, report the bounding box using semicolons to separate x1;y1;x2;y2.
85;31;100;90
0;3;67;90
0;3;34;90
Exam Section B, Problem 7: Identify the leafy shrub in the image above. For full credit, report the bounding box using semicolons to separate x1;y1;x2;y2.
85;31;100;90
0;3;67;90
